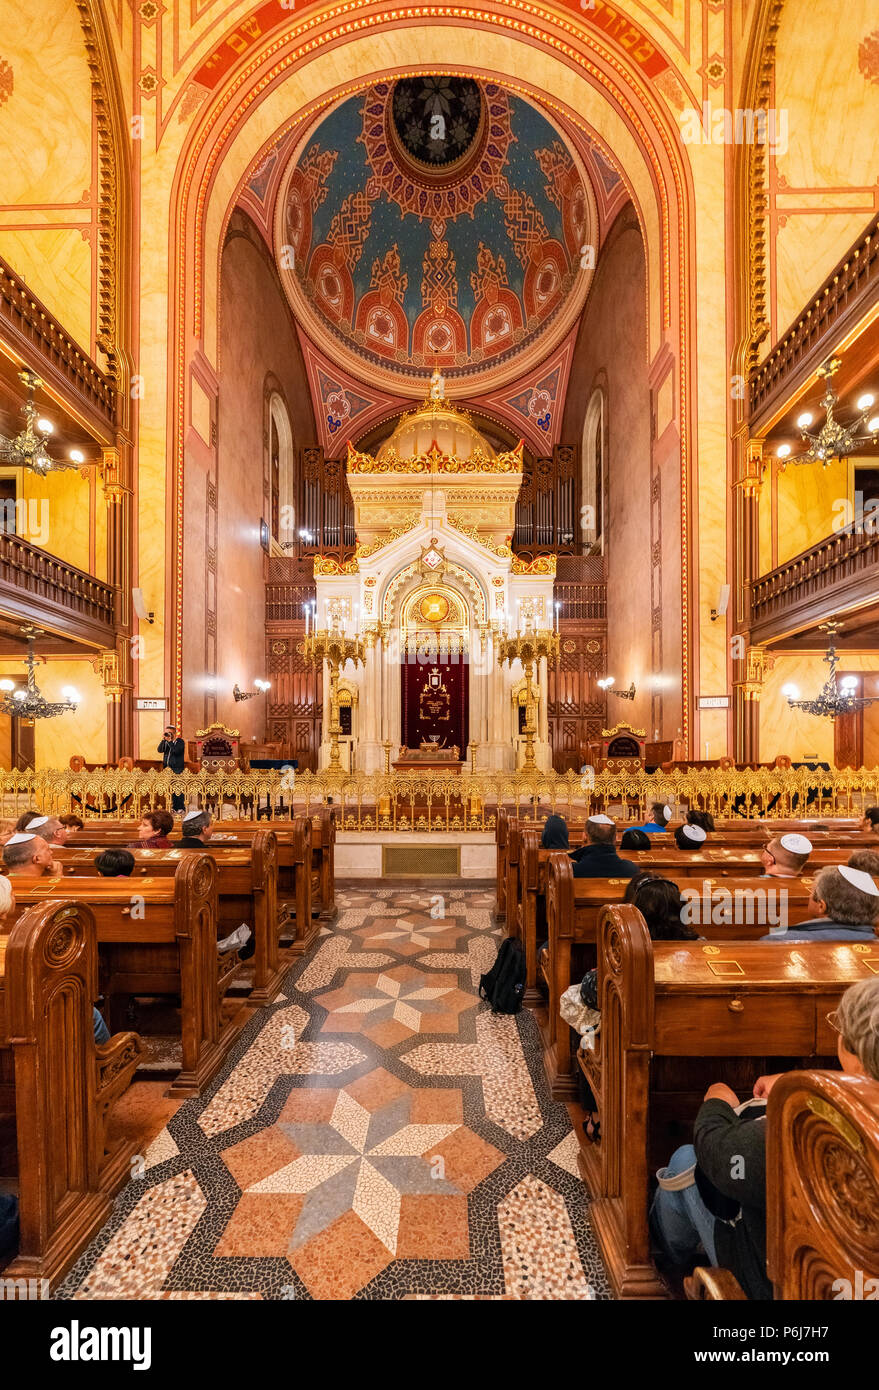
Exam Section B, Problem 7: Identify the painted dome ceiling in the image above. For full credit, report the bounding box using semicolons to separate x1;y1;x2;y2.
274;80;596;396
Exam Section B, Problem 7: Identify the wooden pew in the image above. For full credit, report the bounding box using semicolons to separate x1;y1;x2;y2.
0;900;143;1285
58;831;285;1007
4;857;239;1097
685;1069;879;1300
584;904;879;1298
542;856;820;1090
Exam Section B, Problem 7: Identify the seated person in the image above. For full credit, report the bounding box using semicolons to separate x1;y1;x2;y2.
56;813;84;842
13;809;42;833
26;814;70;849
650;975;879;1300
2;831;63;879
540;814;569;850
634;802;672;834
761;864;879;942
132;810;174;849
859;806;879;833
569;815;639;879
577;874;698;1141
177;808;214;847
685;808;715;834
620;827;652;852
95;848;135;878
674;823;707;851
760;832;811;879
849;848;879;877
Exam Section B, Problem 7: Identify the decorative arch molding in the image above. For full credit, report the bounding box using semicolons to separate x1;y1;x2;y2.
381;557;488;628
166;4;697;749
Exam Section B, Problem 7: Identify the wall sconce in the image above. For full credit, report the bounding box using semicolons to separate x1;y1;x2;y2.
598;676;636;700
233;679;271;702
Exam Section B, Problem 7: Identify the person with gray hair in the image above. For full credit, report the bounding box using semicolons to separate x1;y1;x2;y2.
177;807;213;847
651;974;879;1300
761;863;879;942
2;831;63;878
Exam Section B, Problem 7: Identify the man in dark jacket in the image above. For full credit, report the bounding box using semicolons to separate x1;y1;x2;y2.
569;815;639;879
176;808;213;847
158;724;186;810
650;1083;770;1300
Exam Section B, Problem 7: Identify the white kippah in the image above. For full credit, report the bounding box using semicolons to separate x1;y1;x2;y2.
5;832;35;845
838;864;879;896
27;815;48;829
588;814;614;825
663;805;672;821
681;824;706;843
0;876;13;911
183;809;203;823
780;833;812;856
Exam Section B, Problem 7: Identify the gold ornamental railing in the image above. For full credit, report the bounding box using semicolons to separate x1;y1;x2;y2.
2;765;878;830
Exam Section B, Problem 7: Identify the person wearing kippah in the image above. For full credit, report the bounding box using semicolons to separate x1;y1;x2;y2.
761;864;879;942
673;824;706;851
569;815;639;879
760;833;811;878
177;808;214;847
633;802;672;834
2;831;63;879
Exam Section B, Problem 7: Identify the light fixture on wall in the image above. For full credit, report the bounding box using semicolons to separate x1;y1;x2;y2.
0;371;89;475
0;625;79;718
233;679;271;702
783;620;876;719
775;358;879;469
598;676;636;701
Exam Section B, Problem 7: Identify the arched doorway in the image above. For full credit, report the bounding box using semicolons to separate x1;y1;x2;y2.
400;586;470;756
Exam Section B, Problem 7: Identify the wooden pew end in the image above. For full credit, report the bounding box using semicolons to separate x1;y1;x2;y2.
684;1266;748;1301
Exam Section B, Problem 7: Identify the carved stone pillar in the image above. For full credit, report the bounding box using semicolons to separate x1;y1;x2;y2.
101;446;134;761
733;643;774;764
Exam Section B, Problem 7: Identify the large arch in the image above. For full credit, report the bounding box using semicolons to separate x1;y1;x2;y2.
163;4;698;746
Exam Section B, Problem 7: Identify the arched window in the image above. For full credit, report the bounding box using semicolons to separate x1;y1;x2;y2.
268;392;295;549
581;389;604;552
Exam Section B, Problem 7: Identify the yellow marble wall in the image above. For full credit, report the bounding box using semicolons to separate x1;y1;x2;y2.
0;0;96;351
771;1;879;341
775;458;848;566
10;467;106;577
0;656;107;767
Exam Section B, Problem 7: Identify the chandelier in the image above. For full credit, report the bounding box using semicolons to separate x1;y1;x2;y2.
782;621;875;720
0;627;79;719
777;358;879;469
0;370;86;475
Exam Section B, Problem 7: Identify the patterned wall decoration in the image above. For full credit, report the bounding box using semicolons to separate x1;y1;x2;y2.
469;327;577;453
274;81;596;397
298;332;409;457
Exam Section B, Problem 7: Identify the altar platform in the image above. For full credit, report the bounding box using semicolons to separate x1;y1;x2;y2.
336;830;494;882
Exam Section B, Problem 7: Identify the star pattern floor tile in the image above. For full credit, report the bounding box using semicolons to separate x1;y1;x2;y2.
57;887;610;1301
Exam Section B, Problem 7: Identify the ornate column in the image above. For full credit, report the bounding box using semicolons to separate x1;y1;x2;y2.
733;441;766;761
100;446;134;761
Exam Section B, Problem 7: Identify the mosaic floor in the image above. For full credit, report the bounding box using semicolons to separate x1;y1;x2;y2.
58;888;610;1300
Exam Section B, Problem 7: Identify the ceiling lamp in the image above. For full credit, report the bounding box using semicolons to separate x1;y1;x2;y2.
0;370;87;475
0;626;79;719
783;620;876;720
777;358;879;469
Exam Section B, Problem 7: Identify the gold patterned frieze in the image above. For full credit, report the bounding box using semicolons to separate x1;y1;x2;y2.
314;555;359;576
511;555;557;575
446;516;513;557
355;518;421;561
347;442;522;474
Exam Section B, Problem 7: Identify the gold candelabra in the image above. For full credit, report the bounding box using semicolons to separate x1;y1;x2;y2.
303;621;365;769
496;623;560;769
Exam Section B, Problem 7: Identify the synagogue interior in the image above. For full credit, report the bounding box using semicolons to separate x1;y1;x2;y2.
0;0;878;1343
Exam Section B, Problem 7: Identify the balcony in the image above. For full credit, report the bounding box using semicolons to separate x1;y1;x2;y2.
749;524;879;644
0;531;116;647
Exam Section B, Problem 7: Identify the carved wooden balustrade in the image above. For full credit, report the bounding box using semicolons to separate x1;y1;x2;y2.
0;253;117;431
750;521;879;643
748;214;879;427
0;529;117;645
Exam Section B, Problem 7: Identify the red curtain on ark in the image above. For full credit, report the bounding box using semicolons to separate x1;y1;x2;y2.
401;655;469;754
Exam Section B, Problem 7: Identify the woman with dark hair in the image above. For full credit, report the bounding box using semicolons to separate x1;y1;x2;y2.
541;814;569;850
95;848;136;878
686;808;715;833
621;827;651;853
131;810;174;849
577;874;697;1141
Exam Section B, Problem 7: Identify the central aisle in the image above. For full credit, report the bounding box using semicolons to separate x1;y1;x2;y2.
59;888;608;1300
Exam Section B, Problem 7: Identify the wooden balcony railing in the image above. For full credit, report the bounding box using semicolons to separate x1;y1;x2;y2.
748;215;879;426
749;523;879;641
0;531;116;645
0;254;117;429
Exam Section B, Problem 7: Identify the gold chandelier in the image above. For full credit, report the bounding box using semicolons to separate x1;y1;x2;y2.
777;358;879;469
0;371;87;475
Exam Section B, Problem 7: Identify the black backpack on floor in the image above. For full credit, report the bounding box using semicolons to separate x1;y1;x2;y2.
479;937;526;1014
